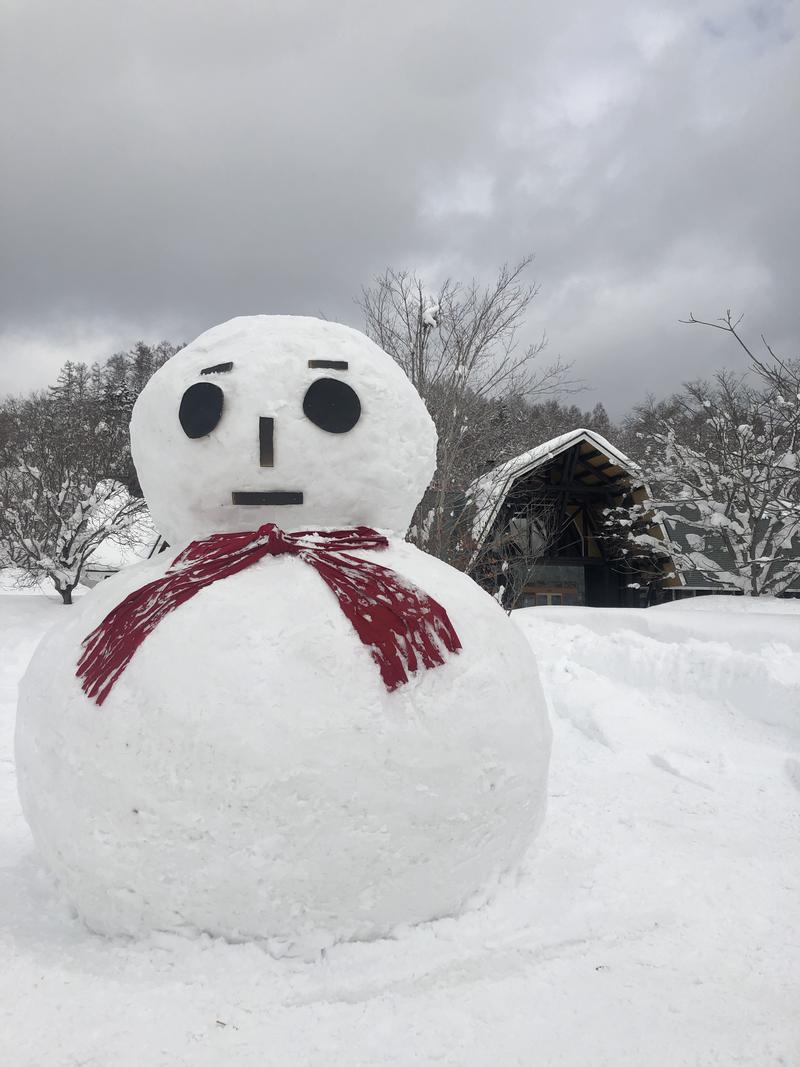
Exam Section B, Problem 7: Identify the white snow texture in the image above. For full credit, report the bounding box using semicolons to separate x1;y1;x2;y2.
15;316;551;950
130;315;439;542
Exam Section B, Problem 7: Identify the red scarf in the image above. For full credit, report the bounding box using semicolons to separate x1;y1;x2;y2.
77;524;461;706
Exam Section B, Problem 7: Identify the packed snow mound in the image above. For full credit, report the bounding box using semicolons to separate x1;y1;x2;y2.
130;315;438;544
656;593;800;614
2;597;798;1064
516;603;800;739
16;539;551;949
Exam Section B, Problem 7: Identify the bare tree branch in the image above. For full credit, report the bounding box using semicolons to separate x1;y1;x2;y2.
358;258;576;563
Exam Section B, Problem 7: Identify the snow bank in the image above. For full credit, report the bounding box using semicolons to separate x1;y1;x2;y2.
656;592;800;613
1;595;798;1065
517;601;800;735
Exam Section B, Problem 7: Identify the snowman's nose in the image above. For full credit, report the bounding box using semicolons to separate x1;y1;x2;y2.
260;417;274;467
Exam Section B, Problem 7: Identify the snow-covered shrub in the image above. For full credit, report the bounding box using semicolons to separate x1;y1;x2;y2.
608;374;800;596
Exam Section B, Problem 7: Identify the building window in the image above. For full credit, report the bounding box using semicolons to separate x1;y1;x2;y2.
522;584;578;607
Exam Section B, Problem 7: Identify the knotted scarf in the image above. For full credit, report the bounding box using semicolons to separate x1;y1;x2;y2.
77;524;461;706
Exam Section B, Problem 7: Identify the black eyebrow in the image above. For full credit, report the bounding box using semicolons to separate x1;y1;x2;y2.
200;361;234;375
308;360;348;370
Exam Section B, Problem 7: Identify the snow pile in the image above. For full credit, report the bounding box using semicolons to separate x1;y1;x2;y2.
657;592;800;613
2;594;798;1065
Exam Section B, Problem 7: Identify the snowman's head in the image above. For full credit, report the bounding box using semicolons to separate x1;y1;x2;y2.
130;316;437;545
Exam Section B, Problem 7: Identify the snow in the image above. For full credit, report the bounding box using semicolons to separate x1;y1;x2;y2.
16;541;550;946
657;592;800;613
2;592;798;1065
130;316;438;544
0;567;87;598
422;302;440;328
17;316;550;946
0;568;61;596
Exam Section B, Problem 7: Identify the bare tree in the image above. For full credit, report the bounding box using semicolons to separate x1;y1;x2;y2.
682;309;800;450
682;309;798;383
358;257;572;562
466;493;570;611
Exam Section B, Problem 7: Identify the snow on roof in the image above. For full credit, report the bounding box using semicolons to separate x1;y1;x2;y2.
467;428;644;546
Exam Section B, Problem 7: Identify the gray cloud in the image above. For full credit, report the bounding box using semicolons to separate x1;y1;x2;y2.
1;0;797;414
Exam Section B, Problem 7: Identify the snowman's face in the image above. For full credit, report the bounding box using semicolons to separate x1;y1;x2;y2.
130;316;437;545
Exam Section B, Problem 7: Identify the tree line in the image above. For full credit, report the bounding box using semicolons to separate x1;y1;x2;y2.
1;260;797;601
0;342;179;602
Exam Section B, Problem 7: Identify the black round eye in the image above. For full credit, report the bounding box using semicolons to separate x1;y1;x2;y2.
303;378;361;434
179;382;224;438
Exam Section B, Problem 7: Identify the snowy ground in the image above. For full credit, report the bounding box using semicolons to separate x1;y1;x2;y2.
1;589;798;1066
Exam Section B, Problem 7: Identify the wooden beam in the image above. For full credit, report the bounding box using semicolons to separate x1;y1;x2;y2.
564;446;580;483
553;446;580;528
583;503;609;561
575;471;631;491
575;456;628;477
541;484;624;498
537;555;605;566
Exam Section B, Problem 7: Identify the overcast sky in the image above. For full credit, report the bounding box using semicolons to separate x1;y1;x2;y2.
1;0;797;415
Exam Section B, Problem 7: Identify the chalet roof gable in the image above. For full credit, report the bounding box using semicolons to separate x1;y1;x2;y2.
467;428;646;547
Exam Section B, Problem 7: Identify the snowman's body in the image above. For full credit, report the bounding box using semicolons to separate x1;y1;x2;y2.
16;316;551;949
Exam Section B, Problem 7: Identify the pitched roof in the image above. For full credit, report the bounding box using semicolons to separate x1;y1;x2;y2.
467;428;646;546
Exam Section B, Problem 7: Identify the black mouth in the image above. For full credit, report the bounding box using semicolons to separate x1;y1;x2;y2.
232;491;304;506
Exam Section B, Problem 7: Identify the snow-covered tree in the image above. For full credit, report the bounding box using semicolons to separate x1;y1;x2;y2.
0;385;146;603
0;467;144;603
608;374;800;596
0;341;179;603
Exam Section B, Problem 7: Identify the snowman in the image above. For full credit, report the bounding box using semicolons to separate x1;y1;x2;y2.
16;315;551;951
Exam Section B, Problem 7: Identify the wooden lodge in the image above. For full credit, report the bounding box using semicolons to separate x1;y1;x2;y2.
467;429;680;608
